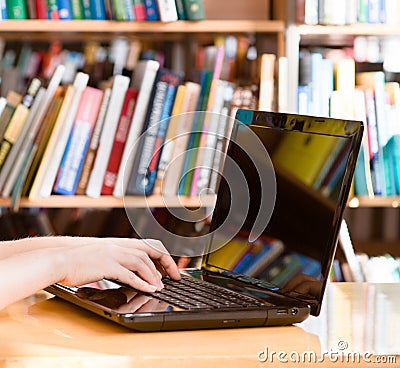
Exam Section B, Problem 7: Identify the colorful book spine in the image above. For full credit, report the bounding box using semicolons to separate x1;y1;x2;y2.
54;87;104;195
0;0;7;19
126;68;181;195
6;0;27;18
0;91;22;140
86;74;130;198
132;0;146;19
0;78;41;170
174;0;185;19
89;0;106;19
76;87;111;195
38;71;89;198
81;0;91;18
143;0;159;20
34;0;47;18
57;0;72;19
156;0;178;22
101;88;138;195
182;0;204;20
46;0;59;18
70;0;83;18
113;60;160;198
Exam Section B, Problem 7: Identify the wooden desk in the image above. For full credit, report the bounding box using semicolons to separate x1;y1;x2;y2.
0;283;399;367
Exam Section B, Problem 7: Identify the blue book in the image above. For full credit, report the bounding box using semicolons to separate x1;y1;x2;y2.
57;0;73;19
1;0;7;19
143;0;159;20
89;0;106;19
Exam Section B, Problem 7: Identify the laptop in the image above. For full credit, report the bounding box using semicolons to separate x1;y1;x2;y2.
46;109;363;332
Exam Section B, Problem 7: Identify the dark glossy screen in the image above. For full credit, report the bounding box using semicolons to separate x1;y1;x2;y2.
205;111;362;314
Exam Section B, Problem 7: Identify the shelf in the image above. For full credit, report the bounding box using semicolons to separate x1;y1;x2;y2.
0;195;216;208
298;23;400;37
348;196;400;208
0;20;285;39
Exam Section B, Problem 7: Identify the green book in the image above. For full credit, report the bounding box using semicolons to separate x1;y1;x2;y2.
6;0;27;19
71;0;84;19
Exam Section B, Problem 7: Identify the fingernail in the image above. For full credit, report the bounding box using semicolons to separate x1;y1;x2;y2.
147;284;157;293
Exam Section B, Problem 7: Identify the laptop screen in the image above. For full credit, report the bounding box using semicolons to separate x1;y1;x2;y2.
204;110;363;315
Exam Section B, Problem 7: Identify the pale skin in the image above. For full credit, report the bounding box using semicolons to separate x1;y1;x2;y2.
0;236;181;311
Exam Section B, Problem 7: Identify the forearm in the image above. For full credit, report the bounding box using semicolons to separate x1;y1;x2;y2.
0;248;66;310
0;236;92;260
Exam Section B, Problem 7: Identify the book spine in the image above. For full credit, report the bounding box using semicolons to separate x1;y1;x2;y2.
86;74;130;198
0;91;22;140
54;87;104;195
34;0;47;18
46;0;59;18
182;0;204;20
38;71;89;198
156;0;178;22
57;0;72;19
145;72;182;194
0;0;7;19
89;0;106;19
143;0;159;20
174;0;185;19
70;0;83;18
113;60;160;197
76;87;111;195
101;88;138;195
132;0;146;19
6;0;27;18
125;76;169;195
81;0;91;18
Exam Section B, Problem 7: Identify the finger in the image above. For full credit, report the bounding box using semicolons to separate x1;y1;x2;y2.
121;250;164;290
115;268;158;293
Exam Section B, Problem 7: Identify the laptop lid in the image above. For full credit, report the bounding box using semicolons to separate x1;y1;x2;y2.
202;109;363;315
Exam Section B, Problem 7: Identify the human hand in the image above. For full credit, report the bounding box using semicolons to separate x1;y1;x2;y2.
58;238;181;293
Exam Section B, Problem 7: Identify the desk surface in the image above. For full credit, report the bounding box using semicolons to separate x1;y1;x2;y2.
0;282;399;368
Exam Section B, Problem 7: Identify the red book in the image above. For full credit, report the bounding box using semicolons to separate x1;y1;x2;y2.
35;0;47;18
101;88;138;195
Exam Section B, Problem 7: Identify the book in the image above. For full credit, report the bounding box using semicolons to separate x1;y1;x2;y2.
152;83;187;195
125;68;183;196
0;87;46;196
76;87;111;195
86;74;130;198
132;0;146;20
157;81;201;196
34;0;47;18
53;86;104;195
0;78;41;170
1;65;65;198
57;0;72;19
70;0;83;18
101;88;138;195
143;0;159;20
174;0;185;19
182;0;204;20
177;70;212;195
190;79;227;196
156;0;178;22
21;86;65;197
0;91;22;140
6;0;27;18
113;59;160;198
46;0;59;18
37;71;89;198
89;0;106;19
28;84;76;200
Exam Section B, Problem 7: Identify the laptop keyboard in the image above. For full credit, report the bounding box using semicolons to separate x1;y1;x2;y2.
151;275;268;310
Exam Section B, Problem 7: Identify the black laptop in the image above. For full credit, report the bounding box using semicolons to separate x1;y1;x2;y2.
46;109;363;331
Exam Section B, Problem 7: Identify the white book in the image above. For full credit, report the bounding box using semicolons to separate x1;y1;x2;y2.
86;74;130;198
161;81;201;196
1;64;65;198
156;0;178;22
0;97;6;116
38;72;89;198
0;87;46;196
113;60;160;198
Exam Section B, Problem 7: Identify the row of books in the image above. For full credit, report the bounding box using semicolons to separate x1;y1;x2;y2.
0;44;272;200
297;47;400;197
2;0;205;21
297;0;400;25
